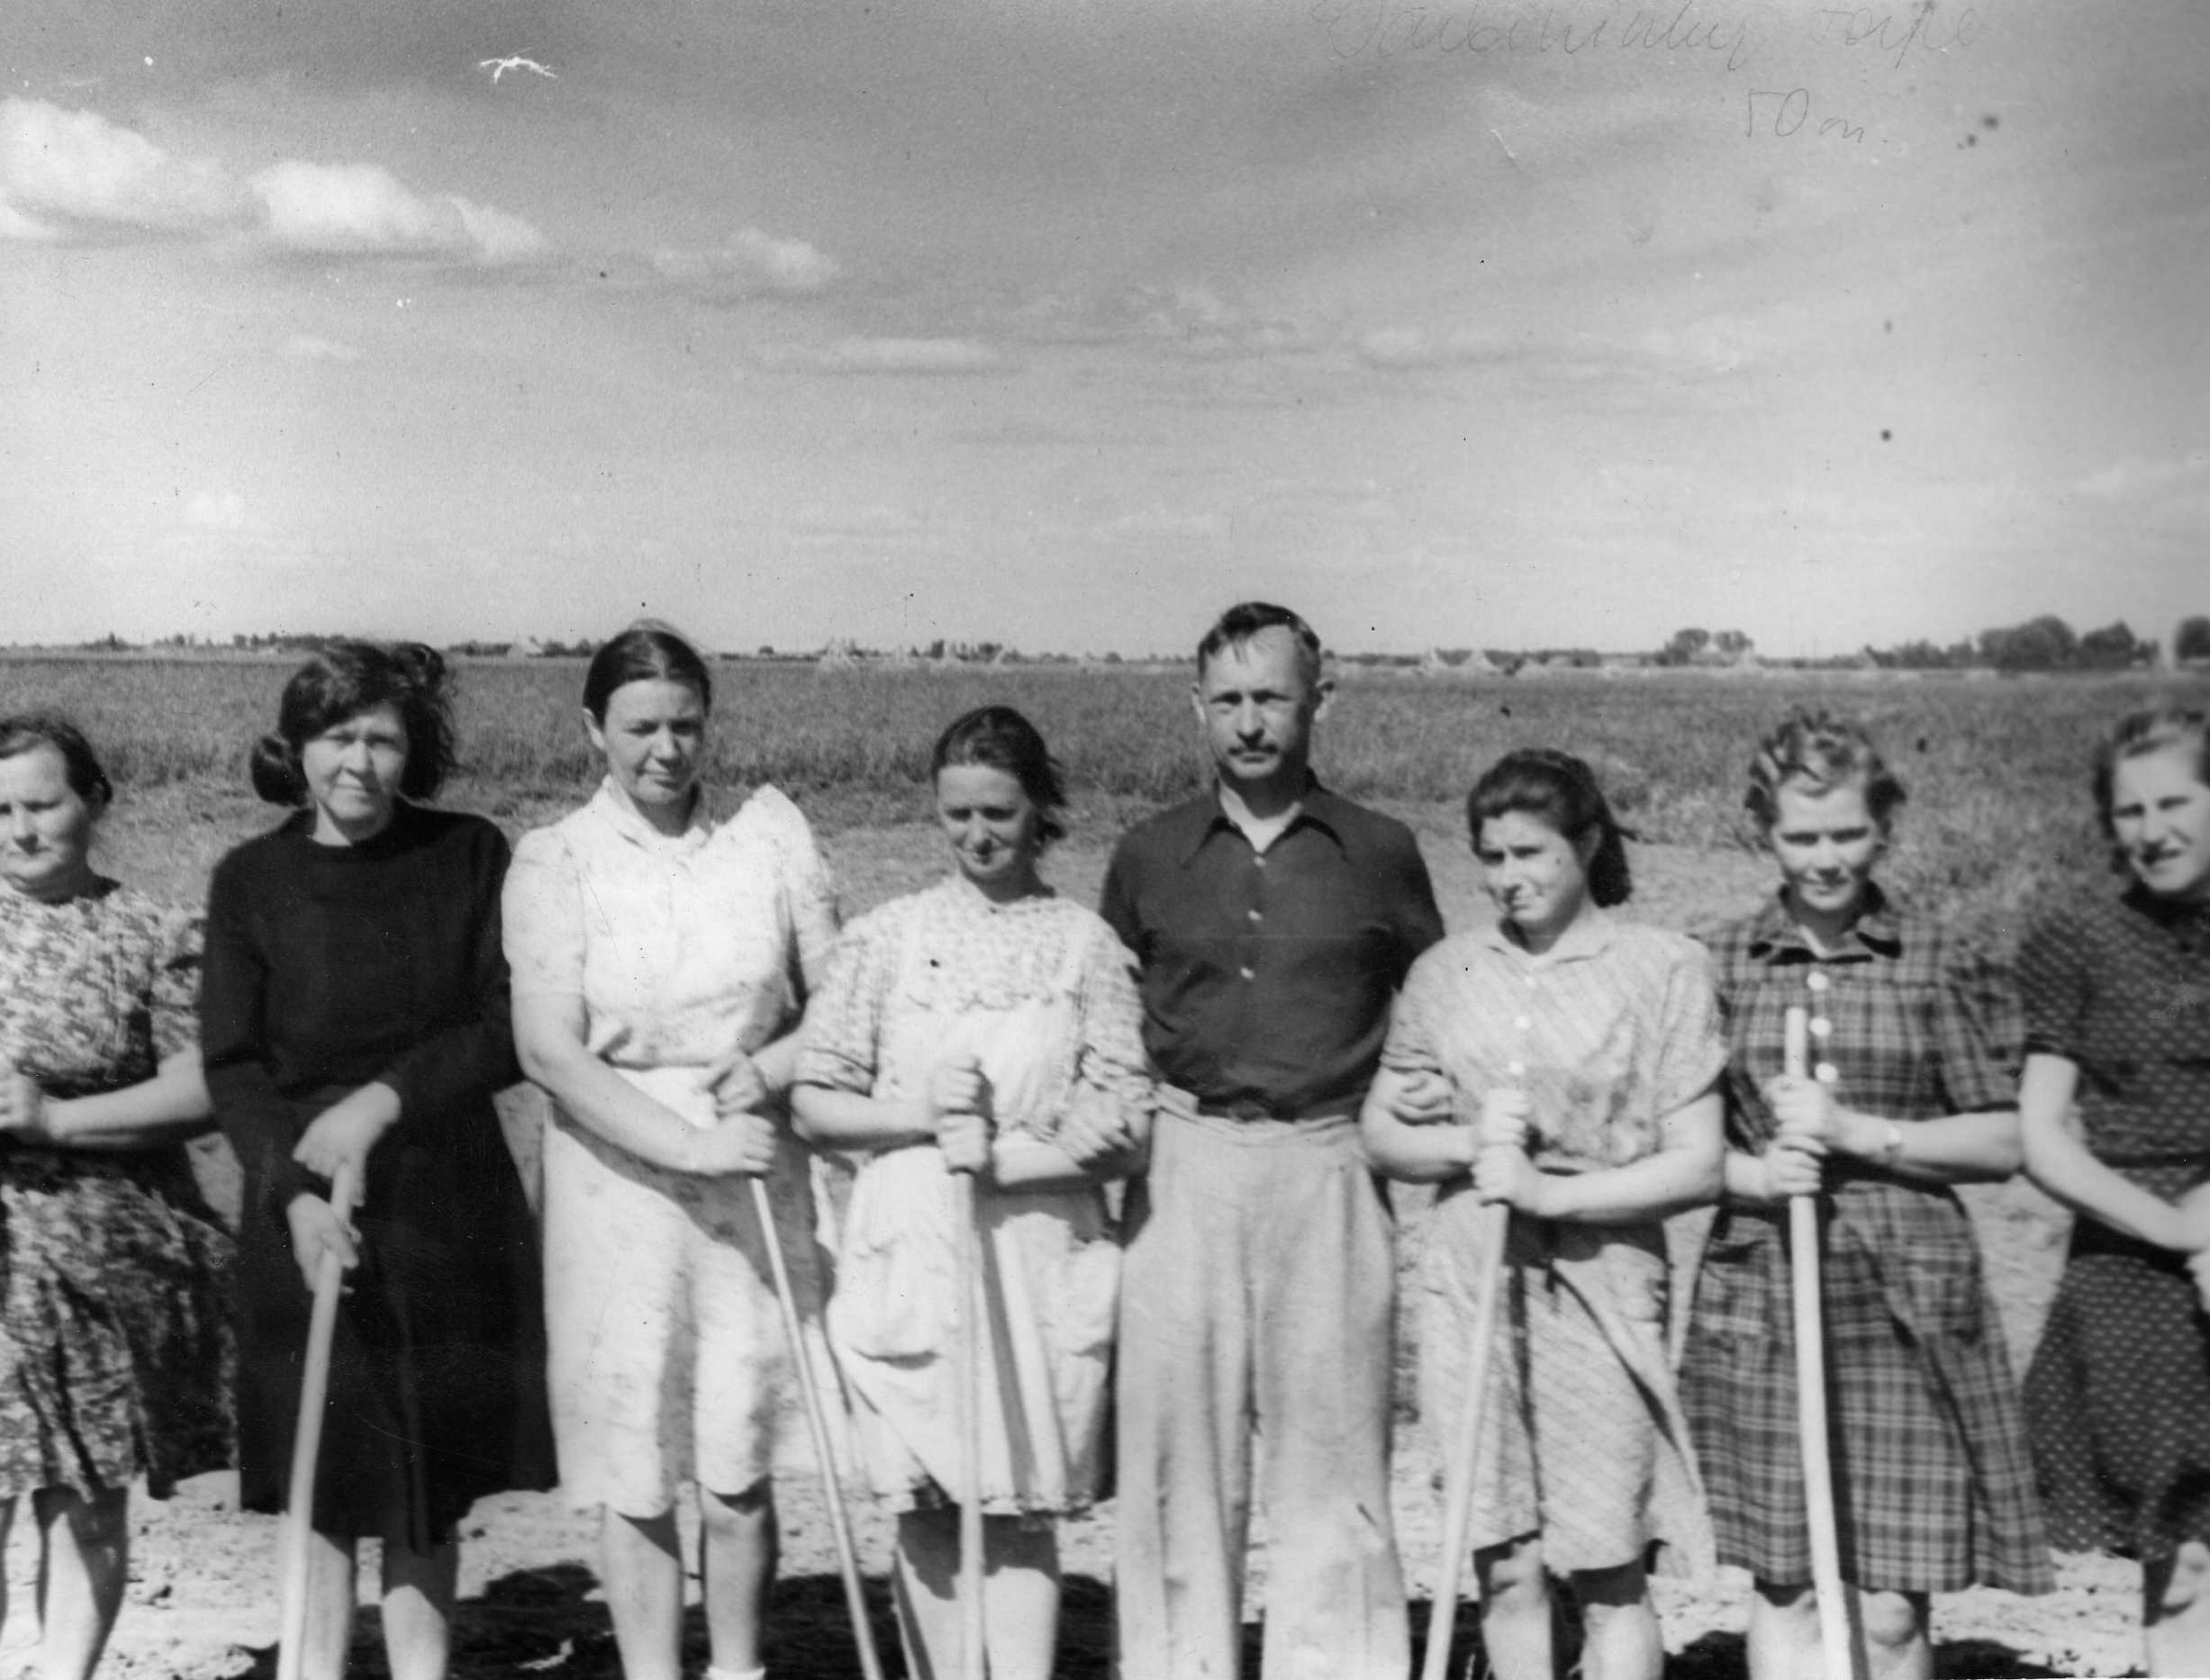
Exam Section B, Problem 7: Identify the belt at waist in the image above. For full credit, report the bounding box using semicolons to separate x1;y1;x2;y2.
1155;1084;1357;1143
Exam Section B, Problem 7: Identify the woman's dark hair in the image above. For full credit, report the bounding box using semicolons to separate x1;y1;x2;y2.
2093;706;2210;856
249;642;457;807
1745;708;1907;833
930;705;1069;845
1466;747;1634;908
582;621;713;724
0;710;114;807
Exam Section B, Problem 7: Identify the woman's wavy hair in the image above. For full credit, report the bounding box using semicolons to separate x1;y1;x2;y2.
1744;708;1907;835
249;642;457;807
1467;747;1635;908
582;621;713;723
2092;705;2210;861
930;705;1069;846
0;710;114;807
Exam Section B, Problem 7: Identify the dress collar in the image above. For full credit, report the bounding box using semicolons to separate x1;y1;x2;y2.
1744;882;1903;962
586;776;715;852
1472;906;1619;965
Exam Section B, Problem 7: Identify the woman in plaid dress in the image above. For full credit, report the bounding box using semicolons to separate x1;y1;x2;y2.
2019;706;2210;1676
1679;709;2049;1680
1364;750;1725;1680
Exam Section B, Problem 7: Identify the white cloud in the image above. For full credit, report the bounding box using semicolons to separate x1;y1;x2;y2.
0;97;250;234
0;100;545;265
282;334;364;363
1008;283;1318;358
253;161;548;263
1354;325;1517;369
758;337;1010;375
2076;452;2210;501
654;227;842;296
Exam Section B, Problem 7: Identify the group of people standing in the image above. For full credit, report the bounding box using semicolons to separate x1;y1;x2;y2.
0;599;2205;1680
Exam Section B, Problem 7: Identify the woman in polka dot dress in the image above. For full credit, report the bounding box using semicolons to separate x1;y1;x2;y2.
2020;705;2210;1676
1679;709;2050;1680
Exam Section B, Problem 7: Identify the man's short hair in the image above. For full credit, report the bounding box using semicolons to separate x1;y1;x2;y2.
1195;601;1325;690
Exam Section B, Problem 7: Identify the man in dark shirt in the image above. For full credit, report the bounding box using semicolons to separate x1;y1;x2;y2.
1100;601;1445;1680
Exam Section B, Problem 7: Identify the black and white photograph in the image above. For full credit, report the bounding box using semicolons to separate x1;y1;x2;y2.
2;0;2205;1675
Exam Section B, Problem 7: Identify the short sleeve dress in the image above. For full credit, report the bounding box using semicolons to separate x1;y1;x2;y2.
2020;887;2210;1564
1377;912;1725;1577
202;803;554;1550
1679;888;2051;1595
503;781;838;1513
796;878;1152;1517
0;881;232;1504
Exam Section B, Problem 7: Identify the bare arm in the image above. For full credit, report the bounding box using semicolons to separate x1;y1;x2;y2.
790;1081;935;1152
12;1050;214;1151
1501;1087;1724;1224
1360;1065;1473;1182
2019;1052;2191;1251
512;990;760;1176
1825;1102;2021;1185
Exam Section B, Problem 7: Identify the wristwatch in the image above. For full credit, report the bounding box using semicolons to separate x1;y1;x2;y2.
1877;1119;1906;1170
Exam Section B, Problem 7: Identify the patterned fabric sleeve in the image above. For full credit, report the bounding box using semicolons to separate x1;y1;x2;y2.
502;826;586;1001
2015;902;2089;1062
1651;937;1728;1116
149;903;205;1064
753;785;840;998
794;903;901;1097
1071;917;1154;1115
1377;946;1446;1078
1930;926;2024;1114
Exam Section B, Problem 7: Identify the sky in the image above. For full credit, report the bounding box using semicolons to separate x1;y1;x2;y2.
1;0;2204;658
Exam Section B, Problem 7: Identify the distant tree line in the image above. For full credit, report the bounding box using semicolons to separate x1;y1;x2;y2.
1862;614;2165;673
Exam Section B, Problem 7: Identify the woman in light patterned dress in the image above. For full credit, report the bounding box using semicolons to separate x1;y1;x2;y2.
793;705;1151;1680
1361;748;1725;1680
0;712;231;1680
2021;705;2210;1676
504;624;838;1680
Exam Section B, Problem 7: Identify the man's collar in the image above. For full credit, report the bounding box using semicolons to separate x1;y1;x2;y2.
1179;777;1347;863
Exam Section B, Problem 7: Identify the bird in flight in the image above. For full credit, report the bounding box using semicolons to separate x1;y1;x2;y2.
479;56;557;84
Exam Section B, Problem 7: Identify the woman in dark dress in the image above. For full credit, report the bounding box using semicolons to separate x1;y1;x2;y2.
1679;709;2048;1680
0;712;232;1680
2020;705;2210;1677
201;644;552;1680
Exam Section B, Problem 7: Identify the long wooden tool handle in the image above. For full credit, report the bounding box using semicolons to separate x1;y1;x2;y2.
276;1159;360;1680
1784;1007;1855;1680
955;1171;989;1680
1420;1196;1512;1680
751;1174;887;1680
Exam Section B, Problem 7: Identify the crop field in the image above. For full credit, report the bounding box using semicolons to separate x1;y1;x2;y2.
3;654;2206;1678
5;654;2199;944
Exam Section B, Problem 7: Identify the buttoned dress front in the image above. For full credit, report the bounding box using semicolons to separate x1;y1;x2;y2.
796;878;1150;1518
1679;890;2051;1595
1381;913;1725;1579
503;781;837;1513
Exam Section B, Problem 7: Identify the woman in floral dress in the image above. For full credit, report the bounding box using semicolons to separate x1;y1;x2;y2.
793;705;1151;1680
2021;705;2210;1676
505;623;839;1680
0;711;231;1680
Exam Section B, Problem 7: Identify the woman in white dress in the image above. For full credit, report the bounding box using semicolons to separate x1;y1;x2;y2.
793;705;1151;1680
504;624;838;1680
